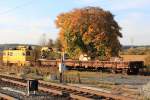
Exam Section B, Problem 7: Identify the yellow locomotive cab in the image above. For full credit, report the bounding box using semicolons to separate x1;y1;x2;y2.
2;46;34;66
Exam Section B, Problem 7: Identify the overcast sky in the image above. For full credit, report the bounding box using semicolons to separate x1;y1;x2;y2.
0;0;149;45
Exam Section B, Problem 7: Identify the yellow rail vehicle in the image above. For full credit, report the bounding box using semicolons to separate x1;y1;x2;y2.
40;47;53;59
3;46;34;66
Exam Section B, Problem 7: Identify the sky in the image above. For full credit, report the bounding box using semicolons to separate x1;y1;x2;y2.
0;0;149;45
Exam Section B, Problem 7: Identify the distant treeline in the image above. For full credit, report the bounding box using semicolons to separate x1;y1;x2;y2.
0;44;38;51
120;46;150;55
0;44;149;51
122;45;150;50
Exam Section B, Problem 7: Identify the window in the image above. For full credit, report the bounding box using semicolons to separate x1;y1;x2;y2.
9;52;13;56
26;51;30;56
22;52;25;56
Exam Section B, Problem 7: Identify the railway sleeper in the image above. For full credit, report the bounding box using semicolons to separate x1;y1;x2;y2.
0;93;18;100
91;94;106;99
83;94;99;98
61;91;70;97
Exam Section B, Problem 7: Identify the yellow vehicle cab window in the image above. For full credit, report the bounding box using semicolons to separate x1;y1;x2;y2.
22;52;25;56
26;51;30;56
9;52;13;56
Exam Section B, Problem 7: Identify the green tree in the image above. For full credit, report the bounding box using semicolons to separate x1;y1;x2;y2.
47;39;54;48
54;38;63;51
55;7;122;60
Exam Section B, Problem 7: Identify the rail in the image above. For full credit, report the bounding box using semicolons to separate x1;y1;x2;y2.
0;92;18;100
0;74;134;100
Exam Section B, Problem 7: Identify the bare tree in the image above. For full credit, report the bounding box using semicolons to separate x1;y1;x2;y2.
39;33;47;46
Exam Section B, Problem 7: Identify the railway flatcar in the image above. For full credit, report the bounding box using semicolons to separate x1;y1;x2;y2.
38;59;144;74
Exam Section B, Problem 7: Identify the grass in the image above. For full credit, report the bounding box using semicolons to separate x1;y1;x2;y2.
140;82;150;99
120;54;147;62
97;84;113;89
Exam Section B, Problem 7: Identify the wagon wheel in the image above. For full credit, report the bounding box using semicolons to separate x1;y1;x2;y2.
122;69;128;75
111;69;116;74
133;68;139;75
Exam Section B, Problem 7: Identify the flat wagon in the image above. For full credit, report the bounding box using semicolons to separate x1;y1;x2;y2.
38;59;144;74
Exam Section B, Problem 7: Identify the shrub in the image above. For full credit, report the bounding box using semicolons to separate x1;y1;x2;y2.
140;82;150;99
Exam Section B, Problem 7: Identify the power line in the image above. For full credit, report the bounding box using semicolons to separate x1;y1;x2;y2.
0;0;36;16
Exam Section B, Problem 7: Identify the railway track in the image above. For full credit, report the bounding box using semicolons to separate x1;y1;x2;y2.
0;92;18;100
0;75;72;100
0;74;134;100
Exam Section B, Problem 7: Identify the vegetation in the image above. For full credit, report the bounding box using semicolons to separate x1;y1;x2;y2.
46;38;62;59
47;51;61;60
55;7;122;60
141;82;150;99
120;47;150;67
145;54;150;67
33;46;41;60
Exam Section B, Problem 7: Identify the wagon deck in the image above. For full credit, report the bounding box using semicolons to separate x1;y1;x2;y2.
39;59;144;74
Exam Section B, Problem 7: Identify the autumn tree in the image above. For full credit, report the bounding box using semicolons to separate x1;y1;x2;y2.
55;7;122;60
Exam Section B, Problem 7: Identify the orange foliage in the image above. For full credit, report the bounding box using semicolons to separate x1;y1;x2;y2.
55;7;122;59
